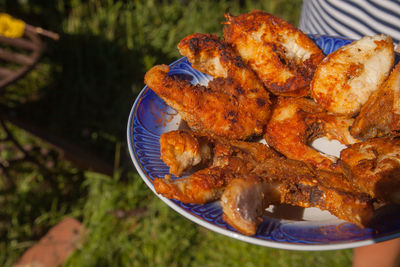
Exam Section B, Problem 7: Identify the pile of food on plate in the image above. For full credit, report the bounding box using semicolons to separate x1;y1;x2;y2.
143;10;400;236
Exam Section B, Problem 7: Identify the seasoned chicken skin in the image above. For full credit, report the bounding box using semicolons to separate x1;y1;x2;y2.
153;167;234;204
154;130;279;203
221;157;373;235
265;97;359;172
144;64;269;140
178;33;267;91
311;34;394;116
340;137;400;204
351;62;400;139
177;33;272;137
155;130;373;234
223;10;324;97
254;159;373;228
160;130;212;177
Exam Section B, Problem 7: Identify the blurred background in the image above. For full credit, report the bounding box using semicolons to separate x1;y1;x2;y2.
0;0;353;266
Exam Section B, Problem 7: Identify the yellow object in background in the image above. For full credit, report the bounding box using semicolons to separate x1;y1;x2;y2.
0;13;25;38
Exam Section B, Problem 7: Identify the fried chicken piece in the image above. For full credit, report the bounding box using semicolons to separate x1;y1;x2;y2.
160;130;212;177
392;65;400;134
351;62;400;139
177;33;271;136
178;33;230;78
153;155;264;204
159;130;278;176
153;167;234;204
223;10;324;97
221;176;274;236
340;137;400;204
155;130;372;233
264;97;359;172
312;34;394;116
154;130;279;203
221;158;373;235
253;158;373;227
178;33;267;93
144;65;268;140
211;137;279;169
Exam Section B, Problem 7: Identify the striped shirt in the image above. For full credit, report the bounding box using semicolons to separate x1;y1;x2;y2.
299;0;400;45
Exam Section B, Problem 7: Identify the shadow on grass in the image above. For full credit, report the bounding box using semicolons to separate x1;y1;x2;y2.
10;32;174;166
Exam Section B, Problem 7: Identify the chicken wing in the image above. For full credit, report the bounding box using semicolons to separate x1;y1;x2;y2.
144;64;269;140
351;62;400;139
340;137;400;204
223;10;324;97
311;34;394;116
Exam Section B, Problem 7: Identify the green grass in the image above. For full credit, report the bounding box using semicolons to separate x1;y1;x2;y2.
0;0;353;266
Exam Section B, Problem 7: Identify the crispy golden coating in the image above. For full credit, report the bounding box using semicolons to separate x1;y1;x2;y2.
153;167;233;204
155;130;373;233
222;157;374;235
154;130;279;204
392;63;400;134
264;97;359;172
177;33;270;98
211;138;279;169
351;62;400;139
178;33;230;78
312;34;394;116
253;158;373;228
144;64;269;140
177;33;272;137
223;10;324;97
160;130;212;177
178;33;267;90
340;137;400;204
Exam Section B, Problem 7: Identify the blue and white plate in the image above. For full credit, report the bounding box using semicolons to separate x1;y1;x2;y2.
127;35;400;251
